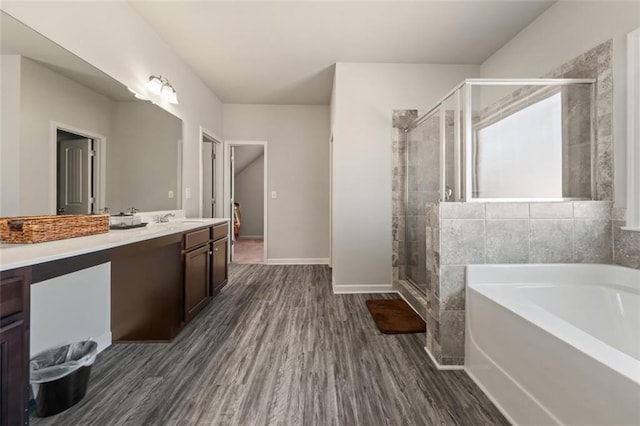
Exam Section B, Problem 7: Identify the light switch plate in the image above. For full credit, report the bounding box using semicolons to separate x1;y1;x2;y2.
185;187;192;199
168;190;174;199
271;191;277;199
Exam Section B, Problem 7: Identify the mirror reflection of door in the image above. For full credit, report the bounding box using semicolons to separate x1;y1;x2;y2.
201;136;217;218
56;131;95;215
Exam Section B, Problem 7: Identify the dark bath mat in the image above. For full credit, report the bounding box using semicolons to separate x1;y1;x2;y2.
366;299;426;334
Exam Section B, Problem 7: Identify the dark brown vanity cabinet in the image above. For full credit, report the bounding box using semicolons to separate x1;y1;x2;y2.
111;234;183;342
0;268;30;426
183;223;228;323
111;222;230;340
183;229;212;323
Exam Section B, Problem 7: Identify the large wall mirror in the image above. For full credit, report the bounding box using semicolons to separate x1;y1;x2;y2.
0;11;183;217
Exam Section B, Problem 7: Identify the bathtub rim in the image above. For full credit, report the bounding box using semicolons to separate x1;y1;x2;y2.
466;263;640;385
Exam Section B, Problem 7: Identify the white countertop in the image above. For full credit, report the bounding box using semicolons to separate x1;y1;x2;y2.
0;218;229;271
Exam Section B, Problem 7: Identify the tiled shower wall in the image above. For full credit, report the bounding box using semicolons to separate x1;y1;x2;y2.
613;208;640;269
391;110;416;286
391;39;628;367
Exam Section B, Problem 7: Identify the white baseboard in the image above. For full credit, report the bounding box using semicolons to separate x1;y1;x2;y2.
266;258;330;265
238;235;263;239
423;346;464;370
331;279;394;294
96;331;112;354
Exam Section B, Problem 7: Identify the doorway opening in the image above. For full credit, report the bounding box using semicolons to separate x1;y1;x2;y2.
224;141;268;264
53;123;105;215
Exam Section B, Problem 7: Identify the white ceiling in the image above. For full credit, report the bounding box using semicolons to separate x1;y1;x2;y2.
130;0;555;105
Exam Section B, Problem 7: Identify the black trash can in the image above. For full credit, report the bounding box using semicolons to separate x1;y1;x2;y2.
30;340;98;417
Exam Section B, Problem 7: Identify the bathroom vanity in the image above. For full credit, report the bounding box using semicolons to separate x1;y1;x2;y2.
0;267;30;425
111;221;229;341
0;219;229;424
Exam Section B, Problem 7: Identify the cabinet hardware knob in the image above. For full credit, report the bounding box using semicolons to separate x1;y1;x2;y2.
209;251;213;255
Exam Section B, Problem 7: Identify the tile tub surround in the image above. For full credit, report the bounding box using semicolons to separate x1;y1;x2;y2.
434;200;614;365
544;39;614;201
612;208;640;269
396;199;615;368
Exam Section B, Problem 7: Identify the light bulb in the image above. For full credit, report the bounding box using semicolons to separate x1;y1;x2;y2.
145;76;163;95
161;85;178;104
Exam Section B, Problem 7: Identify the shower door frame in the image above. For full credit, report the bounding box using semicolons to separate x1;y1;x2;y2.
406;78;598;205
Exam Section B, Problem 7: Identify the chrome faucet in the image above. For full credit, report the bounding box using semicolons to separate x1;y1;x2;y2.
156;213;175;223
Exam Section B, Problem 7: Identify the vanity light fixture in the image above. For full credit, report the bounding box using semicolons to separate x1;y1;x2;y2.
145;75;179;104
127;87;148;101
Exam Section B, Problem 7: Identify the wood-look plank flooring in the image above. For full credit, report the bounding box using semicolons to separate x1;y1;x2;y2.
31;264;508;425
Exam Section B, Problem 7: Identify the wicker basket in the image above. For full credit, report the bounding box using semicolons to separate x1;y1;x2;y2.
0;214;109;244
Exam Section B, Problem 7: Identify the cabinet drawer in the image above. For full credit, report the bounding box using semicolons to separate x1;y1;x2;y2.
0;276;23;318
213;223;228;241
184;228;211;250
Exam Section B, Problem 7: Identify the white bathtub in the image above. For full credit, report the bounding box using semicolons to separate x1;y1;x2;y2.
465;264;640;426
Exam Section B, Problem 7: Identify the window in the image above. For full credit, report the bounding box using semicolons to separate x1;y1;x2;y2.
474;92;563;199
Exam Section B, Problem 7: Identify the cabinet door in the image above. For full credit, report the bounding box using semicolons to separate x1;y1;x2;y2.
184;244;211;322
0;320;26;426
212;237;228;294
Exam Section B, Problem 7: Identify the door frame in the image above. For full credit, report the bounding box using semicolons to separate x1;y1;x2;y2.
626;27;640;229
199;126;223;218
50;121;106;215
223;140;268;264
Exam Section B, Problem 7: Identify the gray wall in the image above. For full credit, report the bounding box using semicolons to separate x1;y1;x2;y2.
224;104;330;262
0;55;21;217
109;101;182;213
332;63;480;290
235;153;264;238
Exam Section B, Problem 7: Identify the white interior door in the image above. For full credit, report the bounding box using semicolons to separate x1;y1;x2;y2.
57;138;92;215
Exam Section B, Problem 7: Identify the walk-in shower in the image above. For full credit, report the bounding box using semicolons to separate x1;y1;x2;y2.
402;78;596;294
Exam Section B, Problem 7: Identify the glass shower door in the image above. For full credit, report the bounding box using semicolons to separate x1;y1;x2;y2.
404;107;441;295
